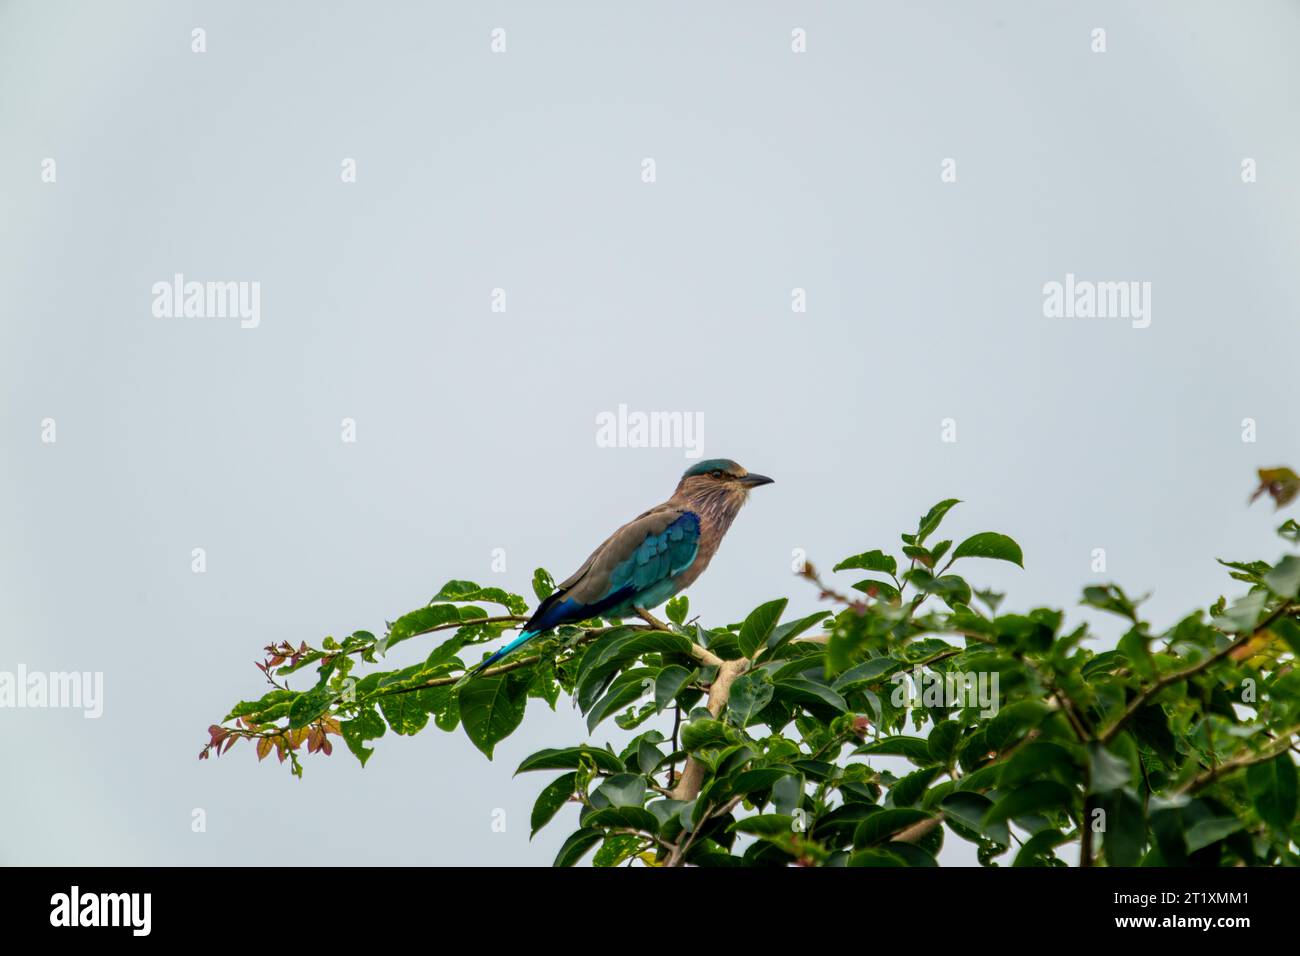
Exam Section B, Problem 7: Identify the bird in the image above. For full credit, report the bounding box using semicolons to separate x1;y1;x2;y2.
469;458;774;676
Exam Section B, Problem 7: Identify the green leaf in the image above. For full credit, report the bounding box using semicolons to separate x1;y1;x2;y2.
834;550;898;577
731;814;797;837
847;848;906;867
854;736;938;767
1081;584;1142;622
424;637;466;671
593;833;643;867
635;735;666;774
386;604;465;650
851;579;900;601
430;580;528;615
654;665;695;711
854;808;932;846
586;669;656;732
766;611;832;656
594;773;647;808
891;768;941;808
1184;816;1244;853
1000;741;1080;789
906;570;972;608
773;774;804;815
738;599;788;658
833;656;904;690
1097;789;1145;867
1013;829;1067;867
1247;754;1298;832
586;806;660;833
927;721;962;764
681;718;740;752
288;683;335;729
728;671;774;727
377;690;431;736
532;568;556;602
617;630;695;658
666;595;689;625
458;672;528;759
916;499;962;544
1088;741;1134;794
983;781;1074;826
773;678;848;713
225;689;297;723
951;532;1024;568
1264;556;1300;600
1274;616;1300;657
1117;629;1154;681
1212;591;1268;633
553;828;603;867
339;705;386;767
730;768;789;797
985;700;1051;752
941;791;1009;846
516;746;624;775
531;772;577;838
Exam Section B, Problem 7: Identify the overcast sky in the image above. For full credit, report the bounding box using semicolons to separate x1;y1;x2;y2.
2;0;1298;866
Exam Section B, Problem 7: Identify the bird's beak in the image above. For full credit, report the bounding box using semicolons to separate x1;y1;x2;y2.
740;473;774;488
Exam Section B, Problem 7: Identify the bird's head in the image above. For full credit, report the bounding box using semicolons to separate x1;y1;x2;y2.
674;458;774;507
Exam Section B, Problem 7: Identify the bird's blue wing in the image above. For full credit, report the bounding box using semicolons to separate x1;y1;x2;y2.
609;511;700;594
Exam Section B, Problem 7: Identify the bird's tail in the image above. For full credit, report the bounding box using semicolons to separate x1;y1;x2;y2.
466;628;539;679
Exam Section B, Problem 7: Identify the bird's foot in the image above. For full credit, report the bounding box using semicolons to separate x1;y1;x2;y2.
633;607;671;631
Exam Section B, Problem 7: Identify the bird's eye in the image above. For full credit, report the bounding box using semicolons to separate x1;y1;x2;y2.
711;470;724;478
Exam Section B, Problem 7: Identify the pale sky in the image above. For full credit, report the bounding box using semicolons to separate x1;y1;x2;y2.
2;0;1298;865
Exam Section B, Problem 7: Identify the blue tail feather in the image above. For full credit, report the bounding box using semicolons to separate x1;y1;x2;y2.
467;585;637;678
471;629;539;676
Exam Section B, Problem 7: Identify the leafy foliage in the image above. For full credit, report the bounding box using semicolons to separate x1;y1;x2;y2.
205;473;1300;867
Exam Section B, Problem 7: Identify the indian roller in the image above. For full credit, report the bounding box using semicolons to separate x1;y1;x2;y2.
471;459;773;675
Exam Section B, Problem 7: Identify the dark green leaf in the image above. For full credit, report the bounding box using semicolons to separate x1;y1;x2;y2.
532;568;556;601
339;705;386;767
553;828;602;867
666;595;689;625
728;671;774;727
984;781;1074;826
458;672;528;759
951;532;1024;568
1184;816;1244;853
1264;556;1300;600
834;550;898;577
654;665;695;712
430;580;528;615
738;599;788;659
916;499;962;544
516;745;624;775
766;611;832;655
1247;754;1298;832
854;808;932;846
531;772;577;838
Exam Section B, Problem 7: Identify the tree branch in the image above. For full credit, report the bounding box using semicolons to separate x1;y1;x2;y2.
1177;722;1300;796
1099;602;1296;744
